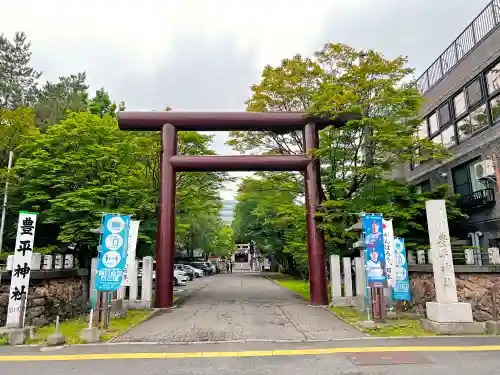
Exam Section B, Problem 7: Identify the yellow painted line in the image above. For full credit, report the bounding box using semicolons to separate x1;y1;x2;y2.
1;345;500;362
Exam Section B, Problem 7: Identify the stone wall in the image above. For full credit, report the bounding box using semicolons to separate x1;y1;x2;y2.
0;269;89;327
410;272;500;321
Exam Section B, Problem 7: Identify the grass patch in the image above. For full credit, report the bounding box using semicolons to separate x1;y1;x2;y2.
330;306;436;337
28;309;151;345
267;273;333;301
0;334;7;346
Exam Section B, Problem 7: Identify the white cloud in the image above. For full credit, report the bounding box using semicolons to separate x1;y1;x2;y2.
1;0;492;199
1;0;361;77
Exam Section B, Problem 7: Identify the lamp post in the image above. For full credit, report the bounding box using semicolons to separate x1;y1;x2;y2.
0;150;14;254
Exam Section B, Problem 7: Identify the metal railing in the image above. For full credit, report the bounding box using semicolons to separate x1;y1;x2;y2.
416;0;500;94
409;247;494;266
458;188;496;209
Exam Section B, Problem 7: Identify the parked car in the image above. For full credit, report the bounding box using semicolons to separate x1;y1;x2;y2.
139;261;189;286
205;260;217;274
183;264;204;278
190;262;213;275
174;269;189;286
175;264;194;280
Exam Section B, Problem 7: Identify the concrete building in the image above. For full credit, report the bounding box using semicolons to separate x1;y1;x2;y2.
402;0;500;248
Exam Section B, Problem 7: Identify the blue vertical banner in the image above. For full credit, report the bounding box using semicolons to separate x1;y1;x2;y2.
393;237;411;301
362;214;386;287
95;214;131;291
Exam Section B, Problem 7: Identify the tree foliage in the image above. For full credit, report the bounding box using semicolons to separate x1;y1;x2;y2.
0;32;41;110
230;43;463;270
0;31;233;262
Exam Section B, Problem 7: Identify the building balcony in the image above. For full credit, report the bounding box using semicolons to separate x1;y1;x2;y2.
416;0;500;94
459;188;496;210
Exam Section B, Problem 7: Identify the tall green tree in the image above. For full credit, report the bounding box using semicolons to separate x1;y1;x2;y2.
229;43;449;251
89;88;125;119
0;32;41;110
34;72;89;129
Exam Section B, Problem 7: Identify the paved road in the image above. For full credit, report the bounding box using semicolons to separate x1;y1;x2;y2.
2;337;500;375
115;272;362;343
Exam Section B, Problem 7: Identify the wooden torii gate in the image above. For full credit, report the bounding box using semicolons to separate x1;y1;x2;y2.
118;111;358;308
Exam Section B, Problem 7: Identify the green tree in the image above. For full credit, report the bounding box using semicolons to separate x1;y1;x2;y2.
0;32;41;110
230;42;455;266
212;225;235;259
233;173;308;275
34;72;89;129
319;179;466;252
89;88;125;119
6;112;227;260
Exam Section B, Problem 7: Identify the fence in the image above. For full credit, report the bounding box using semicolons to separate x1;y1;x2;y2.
416;0;500;94
89;256;154;309
407;247;500;266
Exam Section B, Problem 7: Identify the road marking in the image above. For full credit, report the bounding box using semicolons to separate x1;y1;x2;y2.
1;345;500;362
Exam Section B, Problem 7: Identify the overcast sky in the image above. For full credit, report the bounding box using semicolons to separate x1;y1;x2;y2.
1;0;492;199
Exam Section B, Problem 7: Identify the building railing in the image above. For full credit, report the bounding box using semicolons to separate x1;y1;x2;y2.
416;0;500;94
459;188;496;209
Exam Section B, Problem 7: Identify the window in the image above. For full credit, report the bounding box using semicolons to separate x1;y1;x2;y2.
431;135;442;144
412;147;421;168
466;79;483;107
456;104;488;141
489;238;500;248
438;103;451;126
428;113;439;134
457;116;472;141
491;95;500;124
430;126;455;148
452;160;487;197
416;180;431;193
454;92;467;117
486;62;500;94
452;163;472;196
441;125;456;148
417;121;428;138
470;104;488;133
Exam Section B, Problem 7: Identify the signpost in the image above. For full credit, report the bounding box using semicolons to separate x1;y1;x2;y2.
382;219;395;310
362;214;387;321
6;211;37;328
122;220;140;287
393;237;411;301
95;214;131;291
90;213;130;329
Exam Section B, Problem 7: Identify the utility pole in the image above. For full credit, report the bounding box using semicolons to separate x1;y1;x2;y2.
0;150;14;254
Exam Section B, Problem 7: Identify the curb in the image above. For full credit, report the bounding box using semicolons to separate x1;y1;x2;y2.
325;307;369;335
263;276;312;302
106;308;165;343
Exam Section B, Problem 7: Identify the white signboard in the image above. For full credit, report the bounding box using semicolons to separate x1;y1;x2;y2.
122;220;140;287
382;219;395;287
6;212;37;328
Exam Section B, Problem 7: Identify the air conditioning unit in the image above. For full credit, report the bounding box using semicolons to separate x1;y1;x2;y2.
474;159;496;180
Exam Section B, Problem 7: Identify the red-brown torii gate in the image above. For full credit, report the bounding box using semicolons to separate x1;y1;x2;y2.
118;111;358;307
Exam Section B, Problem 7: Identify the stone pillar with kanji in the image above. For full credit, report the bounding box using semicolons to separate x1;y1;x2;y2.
422;200;484;334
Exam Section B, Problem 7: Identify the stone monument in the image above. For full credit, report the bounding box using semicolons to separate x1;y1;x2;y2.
421;200;485;334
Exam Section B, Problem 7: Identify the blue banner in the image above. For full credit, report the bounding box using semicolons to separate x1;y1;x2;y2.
362;214;386;287
95;214;131;291
393;237;411;301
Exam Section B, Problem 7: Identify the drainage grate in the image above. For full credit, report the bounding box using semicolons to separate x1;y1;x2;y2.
346;351;430;366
